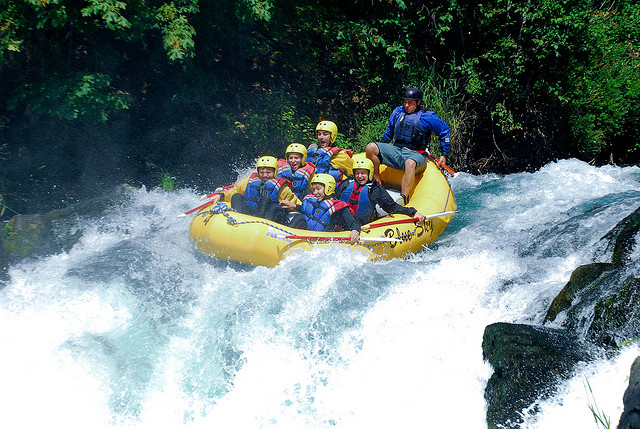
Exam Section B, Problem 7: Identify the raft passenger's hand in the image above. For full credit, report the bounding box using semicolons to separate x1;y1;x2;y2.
208;194;221;205
280;200;295;209
349;230;360;244
414;211;426;222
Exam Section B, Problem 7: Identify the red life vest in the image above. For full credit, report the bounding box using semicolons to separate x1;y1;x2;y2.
339;180;375;224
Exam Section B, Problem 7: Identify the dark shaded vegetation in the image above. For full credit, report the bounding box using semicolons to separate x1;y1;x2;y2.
1;0;639;217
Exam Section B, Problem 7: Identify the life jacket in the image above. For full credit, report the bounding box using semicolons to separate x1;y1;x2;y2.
244;173;288;209
393;109;428;151
300;195;349;231
277;161;315;197
307;145;343;174
339;180;375;225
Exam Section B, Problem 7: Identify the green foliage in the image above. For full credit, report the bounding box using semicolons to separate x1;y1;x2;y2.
0;3;23;67
0;0;200;68
81;0;131;31
585;379;611;429
8;72;131;121
0;0;639;167
237;0;273;22
3;219;12;239
0;194;19;218
492;103;522;135
455;0;640;158
562;5;640;155
156;2;198;61
280;106;313;146
354;103;392;151
159;171;178;192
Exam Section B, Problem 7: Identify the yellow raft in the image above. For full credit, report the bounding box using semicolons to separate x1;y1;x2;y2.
189;158;457;267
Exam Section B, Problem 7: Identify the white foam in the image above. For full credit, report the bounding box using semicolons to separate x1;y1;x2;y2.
0;161;638;428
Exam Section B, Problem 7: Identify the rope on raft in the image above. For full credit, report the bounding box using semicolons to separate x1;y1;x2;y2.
198;202;421;249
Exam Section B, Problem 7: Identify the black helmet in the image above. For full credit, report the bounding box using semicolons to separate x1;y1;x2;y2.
402;87;423;101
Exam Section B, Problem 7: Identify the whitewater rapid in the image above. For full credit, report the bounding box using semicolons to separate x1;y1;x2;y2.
1;159;639;428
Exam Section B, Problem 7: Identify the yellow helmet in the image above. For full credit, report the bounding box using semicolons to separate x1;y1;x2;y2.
310;173;336;196
315;120;338;144
256;156;278;171
285;143;307;164
352;157;374;181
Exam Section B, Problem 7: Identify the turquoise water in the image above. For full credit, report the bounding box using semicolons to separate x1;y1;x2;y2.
1;159;639;428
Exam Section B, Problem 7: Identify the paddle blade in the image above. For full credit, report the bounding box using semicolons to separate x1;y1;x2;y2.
178;199;215;217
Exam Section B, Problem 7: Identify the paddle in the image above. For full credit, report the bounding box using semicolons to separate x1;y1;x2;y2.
178;199;216;217
200;184;235;201
285;235;402;243
361;210;457;230
427;152;459;178
182;184;236;217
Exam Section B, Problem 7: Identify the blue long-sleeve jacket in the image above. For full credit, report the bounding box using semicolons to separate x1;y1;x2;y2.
381;106;450;155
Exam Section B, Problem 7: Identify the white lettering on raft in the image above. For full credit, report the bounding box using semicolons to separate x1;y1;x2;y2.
266;226;292;243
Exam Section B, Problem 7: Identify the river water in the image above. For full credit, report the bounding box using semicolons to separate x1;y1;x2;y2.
1;158;639;428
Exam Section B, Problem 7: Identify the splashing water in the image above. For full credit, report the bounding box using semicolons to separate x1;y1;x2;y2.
1;159;639;428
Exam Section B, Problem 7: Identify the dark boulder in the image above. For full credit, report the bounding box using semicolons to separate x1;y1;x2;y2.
602;207;640;268
544;262;613;323
587;277;640;348
482;322;589;429
483;206;640;427
619;356;640;429
544;205;640;348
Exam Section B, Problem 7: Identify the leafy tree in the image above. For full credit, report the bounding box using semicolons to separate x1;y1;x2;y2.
0;0;199;121
447;0;640;167
1;0;638;175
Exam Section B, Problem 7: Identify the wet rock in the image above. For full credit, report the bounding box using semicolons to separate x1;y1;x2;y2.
0;184;134;266
544;262;613;323
0;232;6;285
619;356;640;429
587;277;640;348
603;206;640;267
544;205;640;349
482;322;589;429
482;206;640;428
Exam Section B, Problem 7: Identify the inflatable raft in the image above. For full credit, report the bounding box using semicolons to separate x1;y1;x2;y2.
189;158;456;267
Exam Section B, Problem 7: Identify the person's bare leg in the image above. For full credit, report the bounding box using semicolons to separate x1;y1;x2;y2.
401;158;417;202
366;142;382;183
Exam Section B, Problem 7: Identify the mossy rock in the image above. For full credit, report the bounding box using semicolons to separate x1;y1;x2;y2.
587;277;640;348
2;211;88;259
544;204;640;341
603;206;640;267
544;262;613;323
483;322;589;429
1;184;134;263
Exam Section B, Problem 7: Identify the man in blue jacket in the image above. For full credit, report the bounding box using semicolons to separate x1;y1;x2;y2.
365;87;451;204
